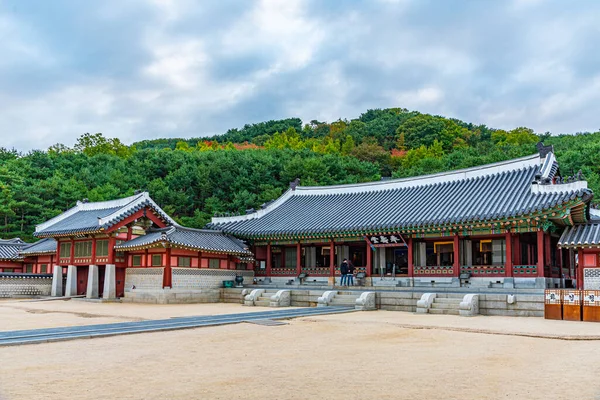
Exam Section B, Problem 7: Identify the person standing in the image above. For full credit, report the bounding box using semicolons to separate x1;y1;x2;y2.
347;260;355;286
340;258;349;286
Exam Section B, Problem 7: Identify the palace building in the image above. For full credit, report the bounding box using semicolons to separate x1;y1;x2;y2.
0;192;254;302
211;143;595;290
3;142;600;300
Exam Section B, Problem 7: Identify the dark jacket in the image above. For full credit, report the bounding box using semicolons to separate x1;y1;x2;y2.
348;262;355;274
340;261;349;275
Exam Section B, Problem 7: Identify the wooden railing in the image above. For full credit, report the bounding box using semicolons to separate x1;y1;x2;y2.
301;267;330;276
413;265;453;275
512;265;538;276
460;265;506;276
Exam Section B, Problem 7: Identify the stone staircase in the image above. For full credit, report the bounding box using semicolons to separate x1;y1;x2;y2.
328;291;361;307
429;294;463;315
416;293;479;316
253;289;281;307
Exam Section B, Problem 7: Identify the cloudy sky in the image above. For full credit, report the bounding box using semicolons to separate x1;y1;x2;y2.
1;0;599;151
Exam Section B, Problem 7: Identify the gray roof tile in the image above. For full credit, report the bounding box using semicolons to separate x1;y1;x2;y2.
0;238;26;261
211;154;592;238
115;226;253;257
20;238;57;256
559;224;600;248
35;192;175;237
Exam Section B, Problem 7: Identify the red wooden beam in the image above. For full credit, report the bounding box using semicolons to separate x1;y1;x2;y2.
266;242;272;276
91;237;97;265
366;239;372;276
407;237;413;278
296;242;301;276
577;249;584;289
505;231;513;277
537;230;545;278
329;239;335;277
163;247;172;288
453;234;460;277
70;238;75;265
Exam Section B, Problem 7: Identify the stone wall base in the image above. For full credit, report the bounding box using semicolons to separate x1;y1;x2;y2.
0;276;52;298
122;288;221;304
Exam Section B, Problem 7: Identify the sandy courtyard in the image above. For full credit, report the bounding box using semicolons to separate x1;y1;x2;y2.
1;299;600;400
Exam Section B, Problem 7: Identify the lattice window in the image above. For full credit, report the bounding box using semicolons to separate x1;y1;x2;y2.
96;240;109;257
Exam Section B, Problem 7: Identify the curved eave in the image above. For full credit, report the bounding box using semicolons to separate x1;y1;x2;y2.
20;250;57;257
34;227;105;238
115;239;253;257
222;197;589;241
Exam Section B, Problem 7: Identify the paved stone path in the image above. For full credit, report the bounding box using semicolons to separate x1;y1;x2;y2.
0;306;354;346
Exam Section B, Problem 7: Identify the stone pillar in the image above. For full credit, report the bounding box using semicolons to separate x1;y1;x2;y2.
51;265;63;297
103;264;117;300
86;265;99;299
65;265;78;297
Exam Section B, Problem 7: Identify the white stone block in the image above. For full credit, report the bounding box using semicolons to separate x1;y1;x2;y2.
51;265;63;297
86;265;99;299
65;265;77;297
103;264;117;300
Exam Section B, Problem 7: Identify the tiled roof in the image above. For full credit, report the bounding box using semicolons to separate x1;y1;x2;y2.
115;226;254;257
558;223;600;248
0;238;26;261
35;192;175;238
211;152;592;238
20;238;57;256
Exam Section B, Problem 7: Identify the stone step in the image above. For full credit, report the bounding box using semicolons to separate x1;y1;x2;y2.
254;300;271;307
257;296;272;301
428;308;460;315
434;298;462;304
329;299;357;306
334;294;360;301
430;303;458;310
435;293;465;299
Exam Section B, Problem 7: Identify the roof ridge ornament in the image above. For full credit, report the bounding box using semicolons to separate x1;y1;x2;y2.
536;141;554;158
290;178;300;191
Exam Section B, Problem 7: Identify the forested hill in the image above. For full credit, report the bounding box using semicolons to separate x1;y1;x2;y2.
2;108;600;240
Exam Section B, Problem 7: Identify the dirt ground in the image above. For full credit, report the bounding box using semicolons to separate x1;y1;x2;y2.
1;299;600;400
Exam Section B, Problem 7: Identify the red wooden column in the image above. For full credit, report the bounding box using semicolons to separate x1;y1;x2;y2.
266;242;272;277
453;234;460;277
513;235;521;265
144;249;149;267
70;238;75;264
544;232;552;277
366;239;372;276
536;229;545;277
108;235;116;264
407;237;414;277
505;231;513;277
126;224;133;241
91;237;97;265
163;247;172;288
577;249;584;289
329;239;336;277
296;242;302;276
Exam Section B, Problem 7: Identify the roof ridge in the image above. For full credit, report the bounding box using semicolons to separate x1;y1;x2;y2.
295;153;540;193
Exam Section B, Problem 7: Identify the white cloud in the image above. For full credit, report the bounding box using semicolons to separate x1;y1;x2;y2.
221;0;324;73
